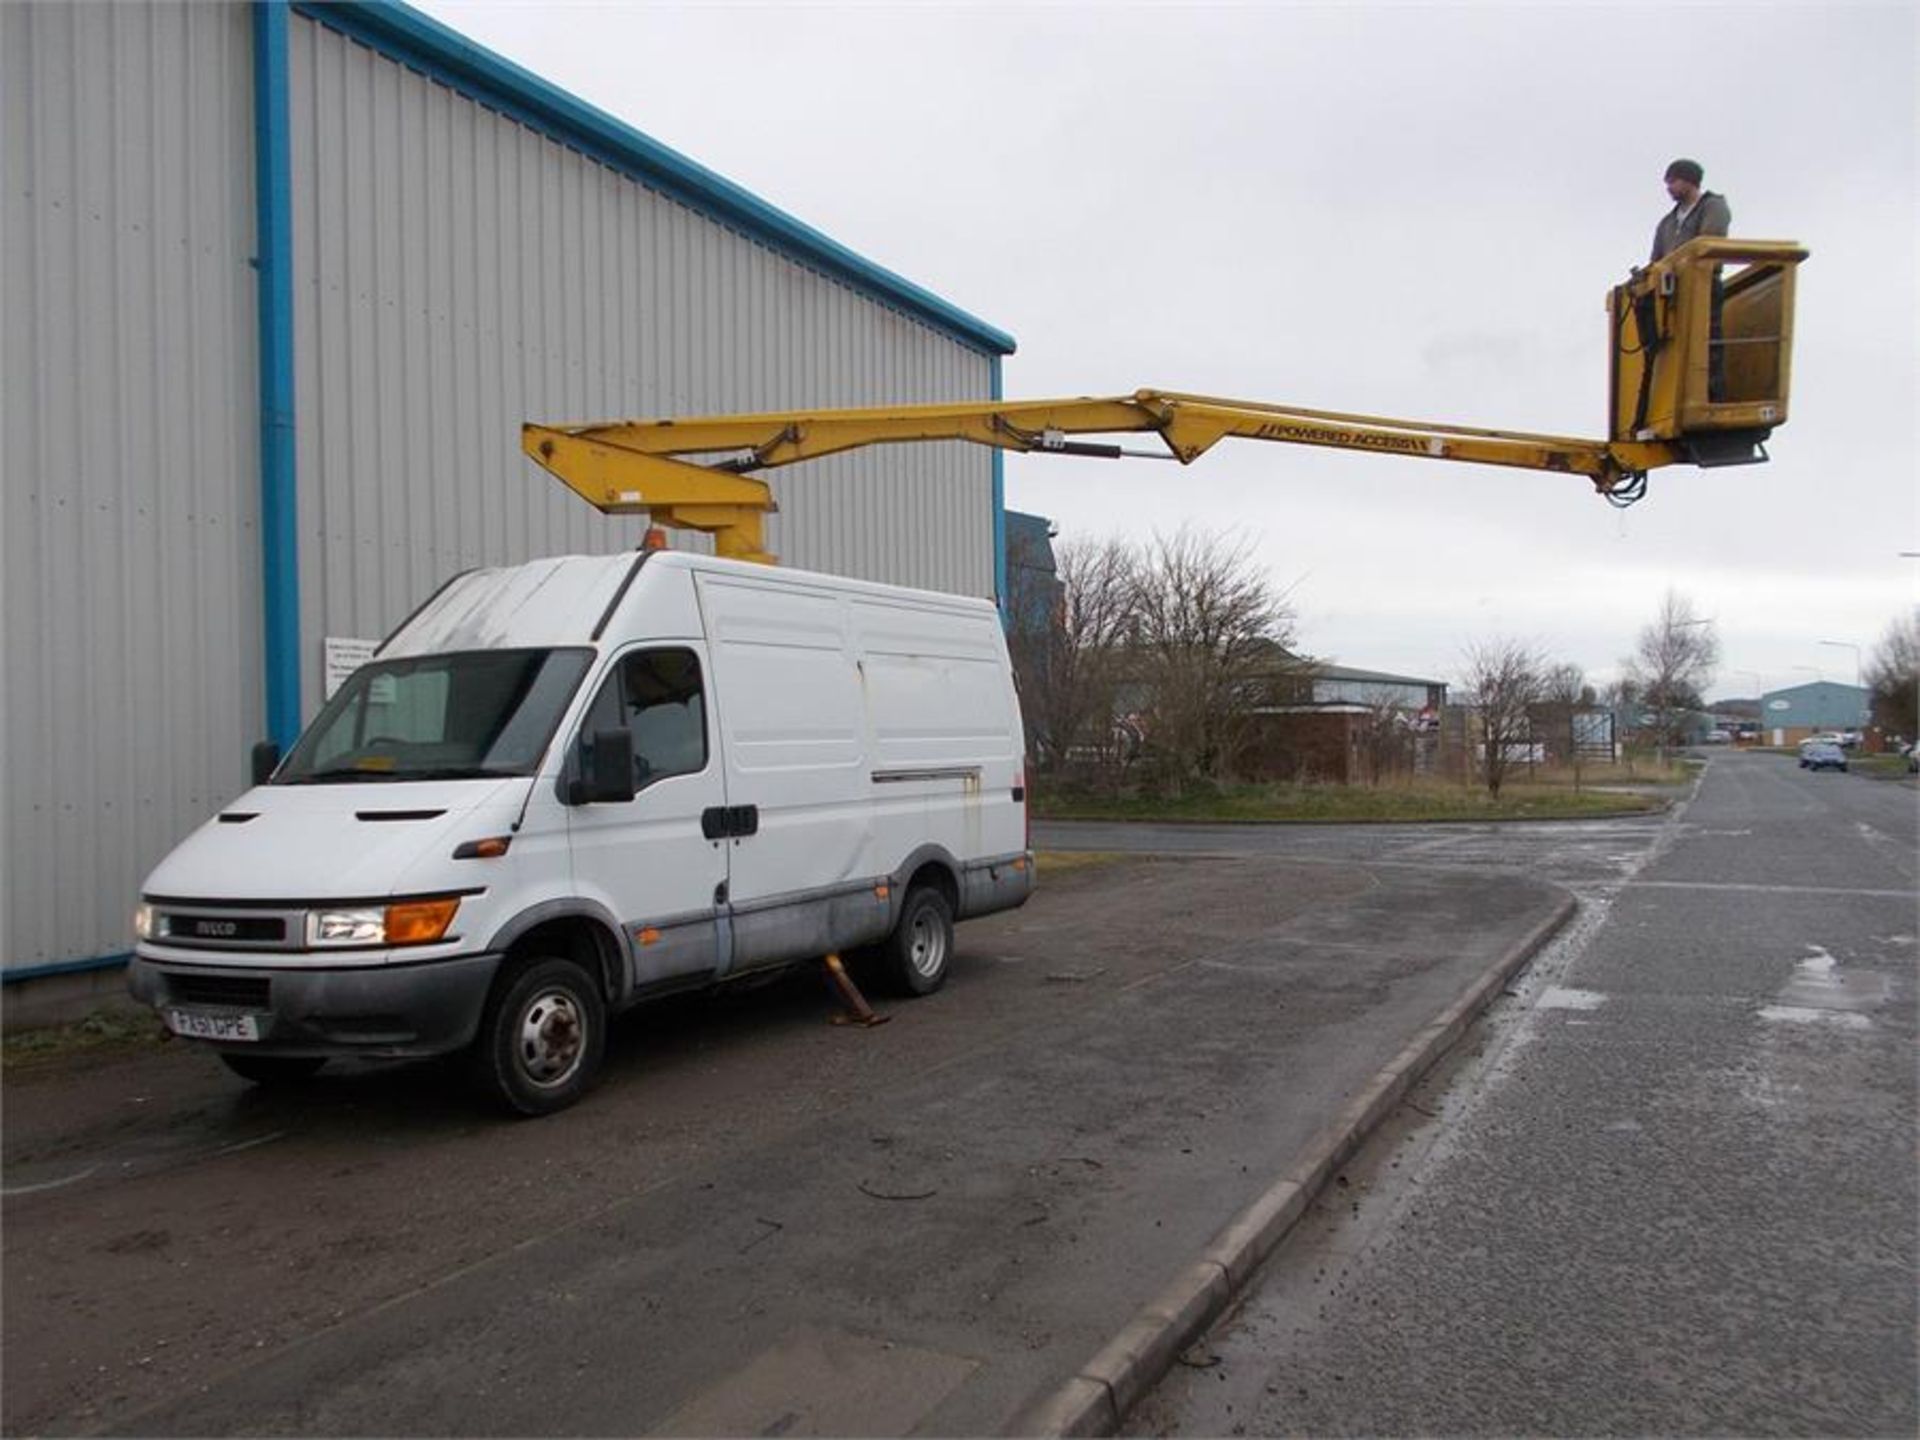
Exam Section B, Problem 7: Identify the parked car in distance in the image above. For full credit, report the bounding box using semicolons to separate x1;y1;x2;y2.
1905;742;1919;774
1703;729;1732;745
1836;730;1863;749
1799;742;1848;772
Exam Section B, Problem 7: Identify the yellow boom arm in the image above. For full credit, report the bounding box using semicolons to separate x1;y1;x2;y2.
523;237;1806;565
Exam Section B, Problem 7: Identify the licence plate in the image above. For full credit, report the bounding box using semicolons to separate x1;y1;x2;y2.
165;1009;262;1042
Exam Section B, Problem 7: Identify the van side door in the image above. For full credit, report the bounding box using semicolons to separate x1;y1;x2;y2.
565;645;729;990
693;572;887;974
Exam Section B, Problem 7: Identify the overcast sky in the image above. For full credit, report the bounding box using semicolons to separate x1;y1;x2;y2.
422;0;1915;700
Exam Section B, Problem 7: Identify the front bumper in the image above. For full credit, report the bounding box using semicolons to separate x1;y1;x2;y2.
126;953;501;1059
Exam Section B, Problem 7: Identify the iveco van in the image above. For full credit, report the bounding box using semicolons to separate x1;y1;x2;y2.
127;551;1032;1113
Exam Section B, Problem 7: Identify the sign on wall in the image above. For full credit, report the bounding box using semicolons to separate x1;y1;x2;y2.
323;637;380;699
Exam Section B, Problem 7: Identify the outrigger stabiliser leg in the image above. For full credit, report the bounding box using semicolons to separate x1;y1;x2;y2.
820;952;890;1028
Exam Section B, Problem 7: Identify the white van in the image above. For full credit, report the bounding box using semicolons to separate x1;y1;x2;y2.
127;551;1032;1113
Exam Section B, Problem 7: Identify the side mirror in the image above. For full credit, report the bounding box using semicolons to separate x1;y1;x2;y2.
573;729;637;805
251;741;281;786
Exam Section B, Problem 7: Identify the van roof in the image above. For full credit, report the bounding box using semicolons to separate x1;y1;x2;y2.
381;551;999;656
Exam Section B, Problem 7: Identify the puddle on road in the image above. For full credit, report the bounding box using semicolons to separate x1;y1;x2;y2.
1774;944;1892;1014
1536;987;1608;1011
1757;1005;1874;1031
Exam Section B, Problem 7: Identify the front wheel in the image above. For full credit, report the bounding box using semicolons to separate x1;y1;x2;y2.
472;957;606;1116
878;886;955;997
220;1053;326;1087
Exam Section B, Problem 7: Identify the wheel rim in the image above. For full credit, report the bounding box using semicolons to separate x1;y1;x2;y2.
516;988;585;1088
907;909;947;979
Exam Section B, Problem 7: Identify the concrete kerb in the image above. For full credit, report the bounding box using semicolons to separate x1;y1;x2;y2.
1005;887;1579;1437
1034;801;1673;829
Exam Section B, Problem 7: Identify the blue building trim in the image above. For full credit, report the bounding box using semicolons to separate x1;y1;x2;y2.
254;2;301;749
288;1;1015;360
990;355;1008;619
3;952;132;985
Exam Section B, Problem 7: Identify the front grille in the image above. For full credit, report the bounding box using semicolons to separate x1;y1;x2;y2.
162;913;286;944
168;973;271;1010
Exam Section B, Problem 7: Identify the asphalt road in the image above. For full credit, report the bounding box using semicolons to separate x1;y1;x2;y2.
1132;752;1918;1436
4;848;1567;1437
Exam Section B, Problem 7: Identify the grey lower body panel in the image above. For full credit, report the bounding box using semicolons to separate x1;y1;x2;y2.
619;846;1044;994
126;953;501;1059
957;851;1035;921
726;884;891;976
629;909;725;989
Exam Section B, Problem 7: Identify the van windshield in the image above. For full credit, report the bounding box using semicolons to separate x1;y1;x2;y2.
274;648;593;784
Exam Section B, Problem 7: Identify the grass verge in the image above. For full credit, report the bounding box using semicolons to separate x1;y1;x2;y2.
1847;754;1916;780
1033;780;1664;824
1034;850;1128;877
2;1007;169;1074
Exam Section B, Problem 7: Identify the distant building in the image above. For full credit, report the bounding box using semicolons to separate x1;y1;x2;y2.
1527;702;1618;763
1307;665;1448;716
1758;681;1870;744
1241;661;1449;783
1005;511;1063;638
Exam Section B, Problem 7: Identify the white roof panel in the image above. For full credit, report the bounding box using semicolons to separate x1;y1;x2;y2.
381;554;638;655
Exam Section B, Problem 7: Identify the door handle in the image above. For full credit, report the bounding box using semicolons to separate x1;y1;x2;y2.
701;805;759;840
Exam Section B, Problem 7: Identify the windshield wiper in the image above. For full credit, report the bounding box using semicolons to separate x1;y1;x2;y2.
279;764;524;786
393;766;523;781
280;768;405;785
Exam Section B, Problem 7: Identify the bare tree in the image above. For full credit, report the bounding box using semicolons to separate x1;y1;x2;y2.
1006;533;1137;776
1353;688;1415;784
1865;609;1920;745
1537;661;1590;787
1462;638;1546;797
1624;590;1719;756
1128;527;1293;795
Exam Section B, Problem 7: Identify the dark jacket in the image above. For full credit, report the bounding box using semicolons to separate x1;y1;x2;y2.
1651;191;1732;261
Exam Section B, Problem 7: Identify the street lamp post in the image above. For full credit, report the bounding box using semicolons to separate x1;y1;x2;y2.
1658;616;1716;760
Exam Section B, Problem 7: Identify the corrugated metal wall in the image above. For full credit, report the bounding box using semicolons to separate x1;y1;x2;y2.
287;14;994;713
1;1;262;972
2;3;998;977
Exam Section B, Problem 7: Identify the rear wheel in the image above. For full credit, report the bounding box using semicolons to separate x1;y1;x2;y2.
472;956;605;1116
877;885;955;997
220;1053;326;1086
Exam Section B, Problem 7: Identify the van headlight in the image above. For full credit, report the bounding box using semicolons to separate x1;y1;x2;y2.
307;908;387;946
305;897;460;949
133;903;155;941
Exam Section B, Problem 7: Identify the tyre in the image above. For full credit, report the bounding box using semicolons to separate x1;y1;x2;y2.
877;885;955;997
220;1053;326;1086
472;957;605;1116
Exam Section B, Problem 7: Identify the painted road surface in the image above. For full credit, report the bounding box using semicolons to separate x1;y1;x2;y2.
1130;751;1917;1436
4;850;1566;1437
